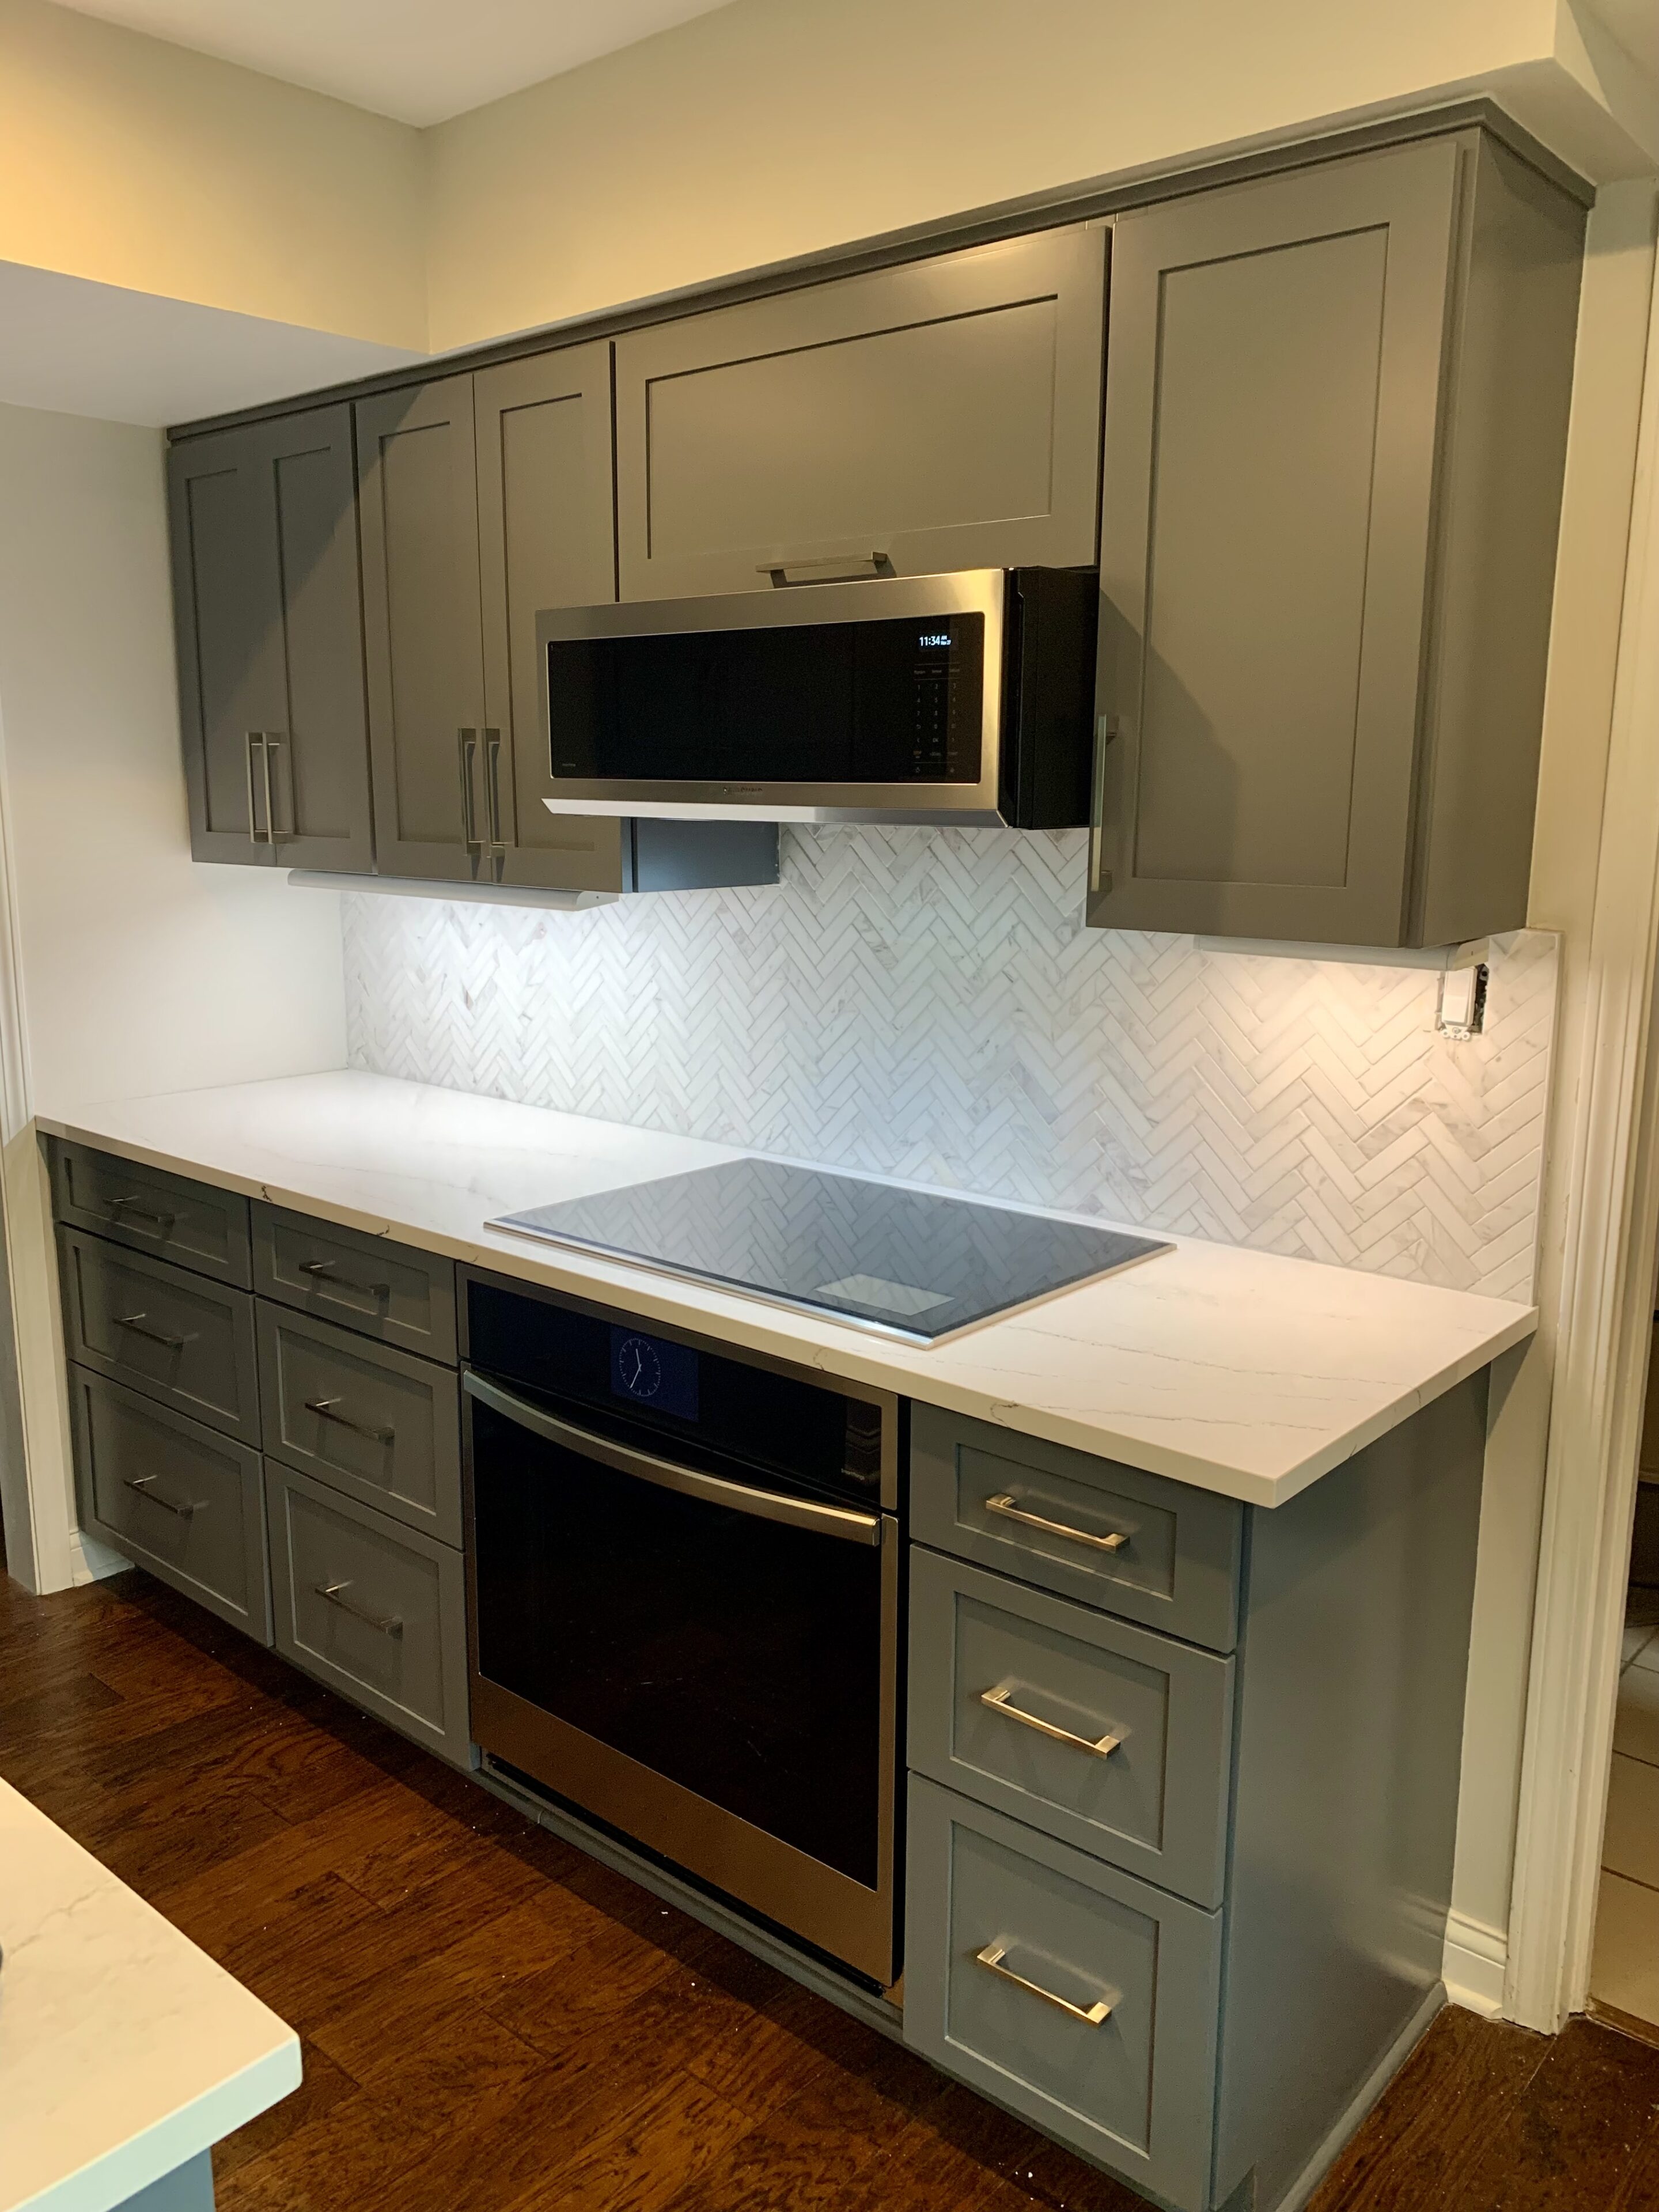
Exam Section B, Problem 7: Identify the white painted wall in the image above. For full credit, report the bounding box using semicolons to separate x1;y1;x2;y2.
0;399;348;1590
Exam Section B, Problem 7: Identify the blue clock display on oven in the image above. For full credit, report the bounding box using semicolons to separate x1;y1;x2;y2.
609;1325;700;1421
615;1336;661;1399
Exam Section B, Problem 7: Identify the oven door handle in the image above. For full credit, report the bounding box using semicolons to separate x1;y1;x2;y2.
463;1369;883;1547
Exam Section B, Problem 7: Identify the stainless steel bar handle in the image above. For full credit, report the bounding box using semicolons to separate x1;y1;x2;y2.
262;732;284;844
298;1258;392;1301
974;1941;1114;2027
483;728;505;861
245;732;266;847
123;1474;196;1520
107;1195;176;1232
115;1312;195;1353
246;732;274;846
458;728;483;859
315;1580;403;1638
983;1493;1128;1554
305;1396;396;1446
757;552;888;586
463;1368;882;1548
979;1684;1121;1759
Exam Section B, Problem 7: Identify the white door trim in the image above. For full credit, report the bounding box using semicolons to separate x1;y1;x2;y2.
1507;224;1659;2032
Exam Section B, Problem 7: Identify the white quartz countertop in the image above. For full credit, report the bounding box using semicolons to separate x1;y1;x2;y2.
0;1777;298;2212
40;1071;1536;1509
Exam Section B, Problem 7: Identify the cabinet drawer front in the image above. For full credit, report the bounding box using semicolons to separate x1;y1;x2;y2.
69;1366;270;1642
52;1142;252;1289
265;1460;471;1766
906;1777;1220;2212
257;1302;461;1543
253;1206;457;1362
912;1406;1241;1651
910;1547;1233;1906
615;226;1105;599
59;1229;260;1446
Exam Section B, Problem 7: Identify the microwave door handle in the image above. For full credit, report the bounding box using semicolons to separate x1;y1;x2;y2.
463;1369;882;1547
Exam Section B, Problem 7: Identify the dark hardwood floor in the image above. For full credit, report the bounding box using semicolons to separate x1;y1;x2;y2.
3;1567;1656;2212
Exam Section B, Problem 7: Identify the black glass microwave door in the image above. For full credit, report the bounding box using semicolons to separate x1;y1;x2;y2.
470;1396;884;1889
547;613;983;786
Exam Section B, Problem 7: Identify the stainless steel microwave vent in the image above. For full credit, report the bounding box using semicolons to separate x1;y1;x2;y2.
535;567;1099;829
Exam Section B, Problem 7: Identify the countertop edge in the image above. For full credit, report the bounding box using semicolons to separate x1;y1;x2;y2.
36;1105;1539;1510
17;2039;303;2212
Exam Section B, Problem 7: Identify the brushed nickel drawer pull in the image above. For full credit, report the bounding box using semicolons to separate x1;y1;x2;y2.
315;1580;403;1638
305;1396;396;1446
983;1493;1128;1553
107;1196;177;1232
114;1312;195;1353
974;1941;1113;2027
979;1684;1121;1759
123;1474;196;1519
298;1259;392;1300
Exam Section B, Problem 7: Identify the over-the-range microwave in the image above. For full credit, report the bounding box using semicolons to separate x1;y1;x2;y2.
534;567;1099;828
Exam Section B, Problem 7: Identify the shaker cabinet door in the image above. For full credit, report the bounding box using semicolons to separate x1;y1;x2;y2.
169;405;373;870
475;344;629;893
614;225;1107;599
1089;139;1460;945
357;376;489;884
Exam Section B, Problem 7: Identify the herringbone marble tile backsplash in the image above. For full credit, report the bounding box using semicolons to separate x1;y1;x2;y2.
343;827;1558;1299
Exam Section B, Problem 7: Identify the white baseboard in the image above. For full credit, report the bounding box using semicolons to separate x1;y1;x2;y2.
1444;1910;1508;2017
69;1528;131;1585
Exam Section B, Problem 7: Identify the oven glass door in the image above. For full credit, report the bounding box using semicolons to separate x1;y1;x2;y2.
467;1376;889;1891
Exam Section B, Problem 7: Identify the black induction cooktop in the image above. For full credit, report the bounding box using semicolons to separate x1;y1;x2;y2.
490;1159;1170;1343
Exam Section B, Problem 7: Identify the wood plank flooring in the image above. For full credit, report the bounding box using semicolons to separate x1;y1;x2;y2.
1;1564;1653;2212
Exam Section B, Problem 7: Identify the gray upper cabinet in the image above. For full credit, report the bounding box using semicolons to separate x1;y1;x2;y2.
475;344;632;893
168;406;373;872
357;374;490;884
613;225;1108;600
1090;133;1584;947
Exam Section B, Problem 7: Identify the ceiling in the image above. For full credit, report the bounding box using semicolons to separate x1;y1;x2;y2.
51;0;737;124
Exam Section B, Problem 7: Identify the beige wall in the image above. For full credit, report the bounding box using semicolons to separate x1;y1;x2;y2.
3;0;1655;371
0;399;349;1590
422;0;1654;351
0;0;425;347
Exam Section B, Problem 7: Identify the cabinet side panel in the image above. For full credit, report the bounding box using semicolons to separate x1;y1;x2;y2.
1214;1374;1487;2209
1414;141;1585;949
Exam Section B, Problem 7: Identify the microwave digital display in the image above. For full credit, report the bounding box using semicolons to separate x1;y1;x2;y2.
548;612;984;786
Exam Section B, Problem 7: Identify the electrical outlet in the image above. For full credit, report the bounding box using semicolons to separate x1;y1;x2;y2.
1438;961;1489;1039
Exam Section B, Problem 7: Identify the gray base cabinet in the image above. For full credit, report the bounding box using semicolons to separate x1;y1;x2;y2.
253;1205;459;1362
51;1143;253;1289
907;1777;1222;2212
257;1301;462;1545
266;1457;472;1769
904;1382;1488;2212
51;1143;472;1771
908;1547;1234;1907
1089;130;1585;948
69;1365;272;1645
59;1228;260;1447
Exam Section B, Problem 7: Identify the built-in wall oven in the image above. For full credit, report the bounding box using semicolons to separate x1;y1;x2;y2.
460;1268;902;1988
